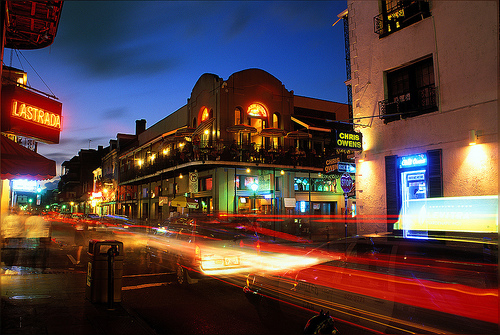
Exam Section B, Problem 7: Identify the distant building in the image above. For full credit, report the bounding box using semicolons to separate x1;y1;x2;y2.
114;68;356;239
346;1;498;236
58;146;110;214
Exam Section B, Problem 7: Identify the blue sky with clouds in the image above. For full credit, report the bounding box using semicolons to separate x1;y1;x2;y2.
5;1;348;180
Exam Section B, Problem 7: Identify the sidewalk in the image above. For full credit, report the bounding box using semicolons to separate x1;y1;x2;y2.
1;266;157;335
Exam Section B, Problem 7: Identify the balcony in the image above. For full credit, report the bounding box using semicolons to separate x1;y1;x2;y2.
119;140;332;184
374;0;430;37
378;84;437;123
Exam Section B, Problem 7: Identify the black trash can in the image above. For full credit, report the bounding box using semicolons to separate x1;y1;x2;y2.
85;240;124;304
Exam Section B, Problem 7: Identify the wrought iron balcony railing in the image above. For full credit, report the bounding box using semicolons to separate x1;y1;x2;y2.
378;84;437;123
374;0;430;37
118;140;330;184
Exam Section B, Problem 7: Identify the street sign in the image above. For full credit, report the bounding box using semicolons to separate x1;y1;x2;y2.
340;172;353;194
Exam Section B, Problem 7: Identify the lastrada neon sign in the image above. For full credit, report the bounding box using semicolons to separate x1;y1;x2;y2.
12;100;61;130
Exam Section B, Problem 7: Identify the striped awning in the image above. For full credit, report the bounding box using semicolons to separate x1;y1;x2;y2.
193;117;215;137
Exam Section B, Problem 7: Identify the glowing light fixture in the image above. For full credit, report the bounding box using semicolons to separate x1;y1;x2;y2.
469;129;479;146
280;170;285;175
246;168;251;173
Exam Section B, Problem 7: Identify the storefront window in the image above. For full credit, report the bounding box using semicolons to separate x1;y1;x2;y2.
294;177;340;192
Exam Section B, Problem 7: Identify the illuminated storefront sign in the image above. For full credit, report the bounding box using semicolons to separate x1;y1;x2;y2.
334;130;362;151
399;153;427;168
12;100;61;129
324;157;339;174
247;103;268;118
11;179;37;192
396;196;498;234
1;85;62;144
324;157;356;174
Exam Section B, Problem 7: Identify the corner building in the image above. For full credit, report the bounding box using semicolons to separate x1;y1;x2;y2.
117;69;355;239
346;1;498;236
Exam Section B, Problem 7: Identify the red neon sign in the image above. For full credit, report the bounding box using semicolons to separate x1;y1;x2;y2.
1;85;62;144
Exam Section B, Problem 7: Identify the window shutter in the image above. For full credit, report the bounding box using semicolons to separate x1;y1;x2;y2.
385;155;399;231
427;149;443;197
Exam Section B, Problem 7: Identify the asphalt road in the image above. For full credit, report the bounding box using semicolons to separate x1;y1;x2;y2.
47;220;371;335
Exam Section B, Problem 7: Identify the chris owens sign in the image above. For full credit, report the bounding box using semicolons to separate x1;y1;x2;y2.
1;85;62;144
335;130;362;151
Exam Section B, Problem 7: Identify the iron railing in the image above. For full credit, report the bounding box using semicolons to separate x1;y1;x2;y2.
374;0;430;37
119;140;330;183
378;84;437;122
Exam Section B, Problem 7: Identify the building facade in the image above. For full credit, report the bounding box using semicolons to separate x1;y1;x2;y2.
347;1;498;236
115;68;357;238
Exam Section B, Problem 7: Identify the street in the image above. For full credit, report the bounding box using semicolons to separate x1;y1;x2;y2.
43;220;368;335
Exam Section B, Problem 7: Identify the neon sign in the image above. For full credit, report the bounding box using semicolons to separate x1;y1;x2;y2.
2;84;62;144
399;153;427;168
12;100;61;129
247;103;268;118
335;130;362;151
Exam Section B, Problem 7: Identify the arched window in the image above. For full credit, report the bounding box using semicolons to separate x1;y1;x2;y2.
234;107;242;125
272;113;280;128
200;107;210;122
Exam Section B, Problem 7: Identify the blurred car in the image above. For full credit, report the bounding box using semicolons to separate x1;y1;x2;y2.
244;235;498;334
83;213;105;231
145;215;257;285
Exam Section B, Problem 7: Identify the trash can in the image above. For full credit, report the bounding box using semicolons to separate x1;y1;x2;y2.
85;240;123;304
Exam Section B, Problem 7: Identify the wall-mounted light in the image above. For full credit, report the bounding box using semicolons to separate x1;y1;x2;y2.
246;168;251;173
469;130;479;146
358;152;367;162
280;170;285;175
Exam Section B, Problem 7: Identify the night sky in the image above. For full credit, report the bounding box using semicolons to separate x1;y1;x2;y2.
5;1;348;182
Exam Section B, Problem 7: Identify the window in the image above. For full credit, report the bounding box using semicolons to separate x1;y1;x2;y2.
379;57;437;123
234;108;242;125
374;0;431;37
199;177;212;191
272;113;280;128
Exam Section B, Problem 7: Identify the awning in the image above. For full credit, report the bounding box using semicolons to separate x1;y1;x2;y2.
175;127;196;138
259;127;287;138
193;117;216;137
1;136;56;180
291;116;333;133
285;130;312;139
170;196;199;209
226;124;257;134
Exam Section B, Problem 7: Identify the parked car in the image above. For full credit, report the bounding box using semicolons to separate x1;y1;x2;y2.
244;235;498;334
145;215;257;285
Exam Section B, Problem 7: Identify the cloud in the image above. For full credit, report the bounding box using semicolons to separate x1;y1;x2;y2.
55;2;180;79
103;107;127;120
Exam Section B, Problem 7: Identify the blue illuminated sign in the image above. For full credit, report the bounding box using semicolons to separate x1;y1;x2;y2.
399;153;427;168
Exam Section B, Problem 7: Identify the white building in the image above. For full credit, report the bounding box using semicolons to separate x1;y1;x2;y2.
346;0;498;236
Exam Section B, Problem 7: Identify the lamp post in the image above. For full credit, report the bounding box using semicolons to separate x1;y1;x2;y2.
250;181;258;213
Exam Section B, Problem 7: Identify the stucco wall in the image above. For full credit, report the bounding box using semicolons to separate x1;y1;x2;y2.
349;0;498;228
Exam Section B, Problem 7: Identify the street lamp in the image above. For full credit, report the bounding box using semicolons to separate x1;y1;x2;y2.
250;181;258;212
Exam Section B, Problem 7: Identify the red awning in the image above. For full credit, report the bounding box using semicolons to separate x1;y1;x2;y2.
1;136;56;180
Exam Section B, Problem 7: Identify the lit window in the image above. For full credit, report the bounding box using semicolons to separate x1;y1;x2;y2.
201;107;209;122
247;103;268;118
